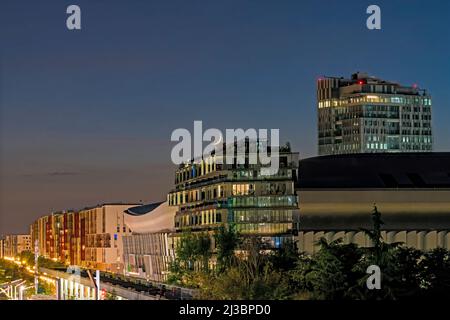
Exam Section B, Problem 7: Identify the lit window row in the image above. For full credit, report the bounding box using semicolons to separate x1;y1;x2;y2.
236;223;291;234
175;157;217;184
228;195;297;208
233;209;293;223
366;143;388;150
168;185;224;205
175;209;221;228
402;136;432;144
318;95;431;109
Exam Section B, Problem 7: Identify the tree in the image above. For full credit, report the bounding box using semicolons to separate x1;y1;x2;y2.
360;205;401;266
297;238;364;300
357;205;403;299
419;248;450;298
168;231;213;286
198;237;291;300
214;224;240;273
386;246;423;298
169;206;450;300
17;251;34;266
176;232;199;271
196;233;212;272
106;289;118;300
270;239;298;271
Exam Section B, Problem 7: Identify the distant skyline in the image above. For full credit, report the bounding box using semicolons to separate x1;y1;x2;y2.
1;0;450;235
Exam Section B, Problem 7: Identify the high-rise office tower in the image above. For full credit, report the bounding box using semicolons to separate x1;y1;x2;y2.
317;72;433;155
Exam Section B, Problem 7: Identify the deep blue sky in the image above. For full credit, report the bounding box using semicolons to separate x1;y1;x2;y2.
1;0;449;234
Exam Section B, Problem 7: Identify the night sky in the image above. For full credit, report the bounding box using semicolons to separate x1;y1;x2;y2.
1;0;449;235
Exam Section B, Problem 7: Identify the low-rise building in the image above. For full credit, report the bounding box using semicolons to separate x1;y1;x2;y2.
2;234;32;258
30;210;78;264
79;204;136;273
30;203;138;273
122;202;177;282
295;152;450;253
30;210;80;264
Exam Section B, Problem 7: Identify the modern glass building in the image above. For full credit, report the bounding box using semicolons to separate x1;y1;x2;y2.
167;140;299;248
317;72;433;155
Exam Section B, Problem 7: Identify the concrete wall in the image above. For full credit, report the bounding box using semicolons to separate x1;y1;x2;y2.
296;189;450;254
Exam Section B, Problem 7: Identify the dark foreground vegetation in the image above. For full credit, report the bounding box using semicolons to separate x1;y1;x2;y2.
168;207;450;300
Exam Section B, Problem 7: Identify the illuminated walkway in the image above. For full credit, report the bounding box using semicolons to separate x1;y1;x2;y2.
40;267;161;300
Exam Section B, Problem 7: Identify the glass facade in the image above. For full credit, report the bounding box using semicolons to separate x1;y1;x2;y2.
168;144;299;247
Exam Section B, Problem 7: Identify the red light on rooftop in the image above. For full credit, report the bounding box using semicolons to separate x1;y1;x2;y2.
413;83;418;88
358;80;364;85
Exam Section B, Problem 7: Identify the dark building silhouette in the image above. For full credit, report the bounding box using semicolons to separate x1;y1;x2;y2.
295;153;450;253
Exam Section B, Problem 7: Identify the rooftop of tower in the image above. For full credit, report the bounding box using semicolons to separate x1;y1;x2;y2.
320;72;429;96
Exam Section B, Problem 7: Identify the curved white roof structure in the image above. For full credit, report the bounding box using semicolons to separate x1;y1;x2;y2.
124;201;176;234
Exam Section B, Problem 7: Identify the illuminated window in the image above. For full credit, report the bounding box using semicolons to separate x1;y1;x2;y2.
232;183;255;195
